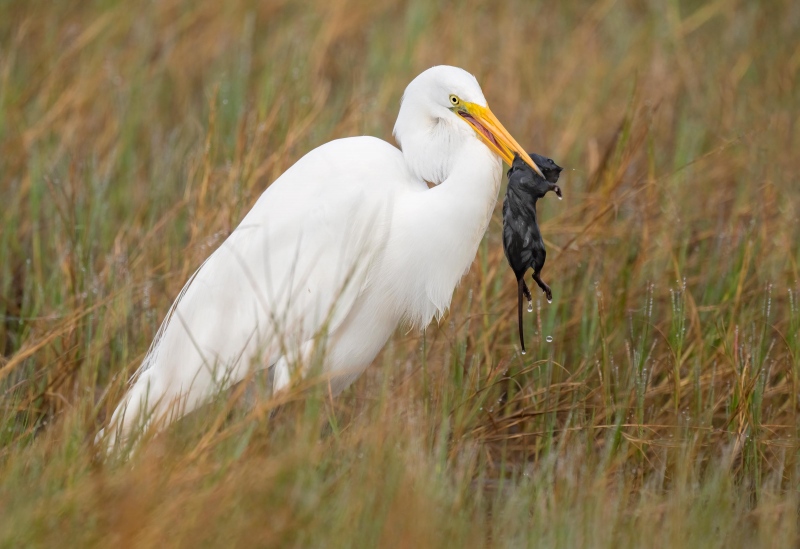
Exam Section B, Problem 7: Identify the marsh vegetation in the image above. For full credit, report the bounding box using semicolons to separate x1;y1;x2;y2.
1;1;799;546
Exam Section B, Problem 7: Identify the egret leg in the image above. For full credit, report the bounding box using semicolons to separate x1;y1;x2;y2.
272;340;316;394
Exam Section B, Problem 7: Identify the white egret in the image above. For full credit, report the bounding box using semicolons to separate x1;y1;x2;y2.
102;65;542;447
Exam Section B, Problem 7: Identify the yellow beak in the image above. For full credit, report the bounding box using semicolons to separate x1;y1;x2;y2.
458;102;544;178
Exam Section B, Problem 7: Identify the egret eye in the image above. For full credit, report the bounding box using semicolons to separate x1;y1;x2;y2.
449;94;459;106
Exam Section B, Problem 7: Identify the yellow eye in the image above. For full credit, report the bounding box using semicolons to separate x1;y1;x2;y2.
449;94;460;106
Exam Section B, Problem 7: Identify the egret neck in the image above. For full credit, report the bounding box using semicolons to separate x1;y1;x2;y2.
395;137;503;328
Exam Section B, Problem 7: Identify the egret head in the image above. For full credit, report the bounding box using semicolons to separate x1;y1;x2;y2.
393;65;542;185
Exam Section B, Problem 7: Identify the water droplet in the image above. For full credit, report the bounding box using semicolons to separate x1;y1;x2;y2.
547;297;552;304
527;300;533;312
521;349;526;355
545;336;553;343
557;195;563;201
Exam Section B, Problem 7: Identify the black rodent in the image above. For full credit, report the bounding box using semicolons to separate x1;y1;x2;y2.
502;153;562;353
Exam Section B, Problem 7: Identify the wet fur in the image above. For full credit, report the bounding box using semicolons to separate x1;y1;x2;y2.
502;153;562;353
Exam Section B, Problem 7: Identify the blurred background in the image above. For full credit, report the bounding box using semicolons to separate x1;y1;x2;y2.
1;1;799;546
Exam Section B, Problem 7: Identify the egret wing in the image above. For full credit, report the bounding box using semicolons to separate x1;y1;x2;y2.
109;137;407;440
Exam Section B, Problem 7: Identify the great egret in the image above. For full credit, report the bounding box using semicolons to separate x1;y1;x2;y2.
102;65;542;447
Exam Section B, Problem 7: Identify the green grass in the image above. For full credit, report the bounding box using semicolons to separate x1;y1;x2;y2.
1;0;799;546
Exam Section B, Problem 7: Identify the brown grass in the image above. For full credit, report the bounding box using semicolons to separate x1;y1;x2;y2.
1;0;799;546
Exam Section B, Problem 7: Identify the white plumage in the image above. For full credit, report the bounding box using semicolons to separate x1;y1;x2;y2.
103;65;540;447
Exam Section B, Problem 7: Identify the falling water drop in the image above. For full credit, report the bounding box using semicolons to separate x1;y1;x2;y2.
521;349;527;355
545;335;553;343
547;297;553;304
527;300;533;312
